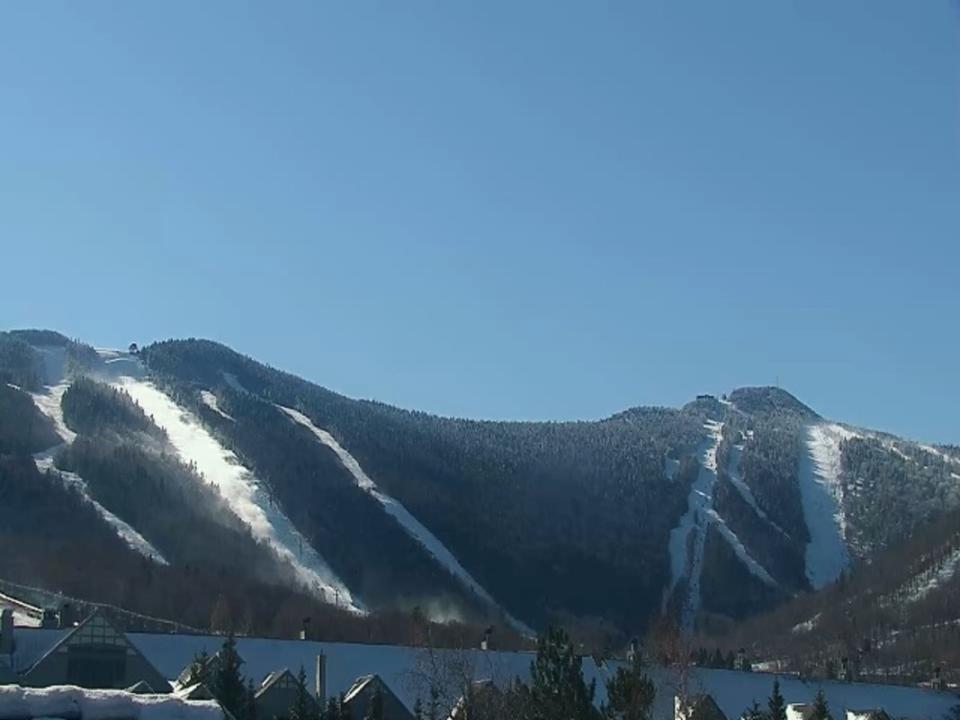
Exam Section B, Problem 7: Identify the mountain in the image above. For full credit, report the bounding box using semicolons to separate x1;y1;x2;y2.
1;329;958;646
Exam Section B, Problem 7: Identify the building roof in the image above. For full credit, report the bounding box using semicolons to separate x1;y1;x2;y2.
343;674;377;704
7;629;959;719
255;668;300;699
0;684;223;720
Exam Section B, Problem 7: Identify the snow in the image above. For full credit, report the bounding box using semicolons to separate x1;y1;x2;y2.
277;405;531;634
113;377;361;613
904;547;960;603
26;370;167;565
790;613;820;634
0;685;223;720
798;423;854;588
704;508;777;586
199;390;233;421
664;422;777;629
35;455;169;565
724;443;788;536
7;628;956;719
29;382;76;444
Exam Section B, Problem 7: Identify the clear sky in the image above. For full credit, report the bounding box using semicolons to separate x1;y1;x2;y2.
1;2;958;443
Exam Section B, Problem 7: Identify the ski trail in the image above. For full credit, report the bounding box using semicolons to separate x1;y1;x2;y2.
27;380;167;565
664;421;722;632
114;377;363;613
798;423;853;588
703;508;777;586
200;390;234;421
277;404;533;634
724;443;789;537
34;453;168;565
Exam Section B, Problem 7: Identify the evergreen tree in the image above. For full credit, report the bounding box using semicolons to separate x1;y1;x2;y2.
184;649;210;687
323;697;341;720
602;652;655;720
363;685;384;720
209;635;247;720
528;626;599;720
241;679;258;720
810;689;833;720
767;679;787;720
742;700;766;720
412;698;424;720
288;666;316;720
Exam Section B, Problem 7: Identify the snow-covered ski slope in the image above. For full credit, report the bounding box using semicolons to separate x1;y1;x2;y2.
798;423;854;588
665;421;779;631
25;346;167;566
277;405;533;634
109;371;362;613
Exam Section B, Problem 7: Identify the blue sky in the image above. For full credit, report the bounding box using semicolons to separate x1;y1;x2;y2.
1;2;958;442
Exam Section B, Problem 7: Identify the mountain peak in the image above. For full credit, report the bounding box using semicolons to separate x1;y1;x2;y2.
727;386;819;419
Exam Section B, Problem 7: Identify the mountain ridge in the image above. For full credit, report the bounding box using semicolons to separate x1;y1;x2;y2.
2;328;958;649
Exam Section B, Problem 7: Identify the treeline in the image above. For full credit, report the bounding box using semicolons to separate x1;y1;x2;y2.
840;436;960;556
0;384;61;454
141;338;707;634
61;377;167;441
709;505;960;686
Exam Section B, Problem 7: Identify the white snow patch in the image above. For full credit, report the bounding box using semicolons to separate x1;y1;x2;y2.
664;421;722;631
704;508;777;586
791;613;820;634
798;423;854;588
724;444;788;537
904;547;960;603
5;382;21;391
27;380;166;565
0;685;223;720
199;390;234;421
114;378;362;613
33;454;168;565
277;405;531;634
29;383;76;444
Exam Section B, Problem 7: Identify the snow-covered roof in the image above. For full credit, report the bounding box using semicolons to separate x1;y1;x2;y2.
9;629;958;719
0;684;223;720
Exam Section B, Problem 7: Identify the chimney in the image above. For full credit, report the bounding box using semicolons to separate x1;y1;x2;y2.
0;609;13;655
315;653;326;701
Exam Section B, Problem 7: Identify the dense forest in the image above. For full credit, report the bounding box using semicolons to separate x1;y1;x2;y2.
141;338;707;633
3;328;960;664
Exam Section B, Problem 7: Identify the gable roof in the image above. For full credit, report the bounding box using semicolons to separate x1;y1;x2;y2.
25;610;150;675
343;674;377;704
255;668;299;699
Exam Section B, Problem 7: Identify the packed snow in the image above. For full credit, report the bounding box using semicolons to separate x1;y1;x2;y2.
704;508;777;586
25;355;166;566
664;421;777;629
35;453;168;565
0;685;223;720
723;443;788;536
112;377;362;613
277;405;531;634
798;423;854;588
199;390;234;421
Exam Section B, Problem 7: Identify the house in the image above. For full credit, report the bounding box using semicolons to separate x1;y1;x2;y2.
676;694;728;720
19;610;170;692
846;711;891;720
343;674;413;720
254;668;319;720
786;703;815;720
